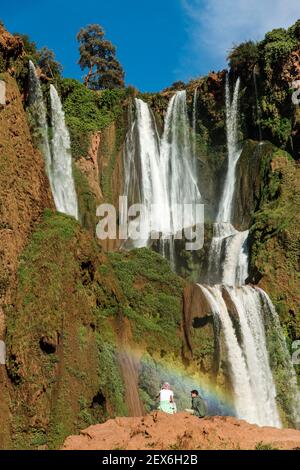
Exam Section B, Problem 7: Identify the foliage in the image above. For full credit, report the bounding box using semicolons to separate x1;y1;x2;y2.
250;147;300;413
228;41;259;74
77;24;125;90
36;47;63;80
72;165;97;232
108;249;185;352
255;441;279;450
59;77;127;159
96;334;127;416
260;28;298;72
13;33;36;55
227;20;300;153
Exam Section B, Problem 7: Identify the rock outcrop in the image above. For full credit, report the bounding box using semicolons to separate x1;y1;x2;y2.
63;412;300;450
0;24;24;70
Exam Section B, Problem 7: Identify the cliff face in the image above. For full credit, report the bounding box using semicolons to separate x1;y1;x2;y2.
250;151;300;338
6;212;190;449
0;74;53;306
0;21;300;450
0;73;53;447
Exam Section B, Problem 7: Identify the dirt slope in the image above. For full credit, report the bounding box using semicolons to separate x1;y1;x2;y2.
63;412;300;450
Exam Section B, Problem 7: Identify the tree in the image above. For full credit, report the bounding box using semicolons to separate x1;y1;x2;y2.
36;47;62;79
77;24;125;90
13;33;36;55
228;41;259;73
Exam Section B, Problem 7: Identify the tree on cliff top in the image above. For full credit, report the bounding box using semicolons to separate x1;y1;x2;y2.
77;24;125;90
36;47;62;80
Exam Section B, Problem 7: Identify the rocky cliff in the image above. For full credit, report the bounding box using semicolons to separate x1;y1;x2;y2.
0;70;53;447
0;20;300;450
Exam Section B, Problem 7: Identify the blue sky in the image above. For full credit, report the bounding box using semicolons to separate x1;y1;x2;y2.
1;0;299;91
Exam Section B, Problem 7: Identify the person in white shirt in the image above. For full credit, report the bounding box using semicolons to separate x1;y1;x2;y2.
156;382;176;414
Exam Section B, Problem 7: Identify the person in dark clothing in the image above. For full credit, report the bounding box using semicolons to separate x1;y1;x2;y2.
185;390;207;418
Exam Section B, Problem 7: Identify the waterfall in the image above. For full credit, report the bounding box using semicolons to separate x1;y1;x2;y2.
134;98;170;237
208;77;248;285
259;288;300;427
208;223;249;286
192;87;198;159
28;60;52;181
203;75;300;428
160;90;201;233
199;284;282;427
120;77;300;428
123;91;201;261
217;76;241;223
198;284;258;423
225;286;281;427
28;62;78;220
49;85;78;220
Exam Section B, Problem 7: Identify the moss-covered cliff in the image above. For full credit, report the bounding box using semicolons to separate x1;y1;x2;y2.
5;209;200;448
0;19;300;449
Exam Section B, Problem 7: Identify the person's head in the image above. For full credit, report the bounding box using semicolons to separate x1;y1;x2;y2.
162;382;170;390
191;389;199;398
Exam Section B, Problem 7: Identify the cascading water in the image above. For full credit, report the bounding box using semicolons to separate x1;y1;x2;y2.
203;75;300;428
49;85;78;220
28;62;78;220
192;87;198;159
217;76;241;223
28;60;52;181
160;90;201;232
198;284;282;427
122;91;201;263
208;77;248;286
225;286;281;427
198;284;259;423
121;78;300;427
259;289;300;427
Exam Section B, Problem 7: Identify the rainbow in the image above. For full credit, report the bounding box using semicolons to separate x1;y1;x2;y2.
119;345;236;417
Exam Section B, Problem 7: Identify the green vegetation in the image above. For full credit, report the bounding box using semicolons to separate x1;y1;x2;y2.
108;249;185;352
5;211;188;449
255;441;279;450
72;165;97;232
96;334;128;417
249;145;300;423
59;77;127;159
77;23;125;90
228;20;300;154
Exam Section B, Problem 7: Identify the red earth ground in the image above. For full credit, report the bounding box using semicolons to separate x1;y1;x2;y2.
63;412;300;450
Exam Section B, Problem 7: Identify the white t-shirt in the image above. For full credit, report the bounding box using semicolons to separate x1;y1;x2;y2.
160;389;173;402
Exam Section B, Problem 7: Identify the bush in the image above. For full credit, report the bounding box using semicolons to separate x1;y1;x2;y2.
59;78;127;159
228;41;259;73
